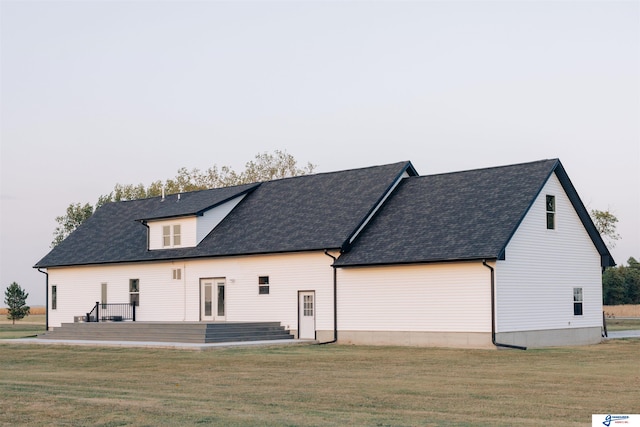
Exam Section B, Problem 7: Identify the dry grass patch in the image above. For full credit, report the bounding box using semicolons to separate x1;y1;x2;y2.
1;341;638;426
0;306;46;315
604;304;640;318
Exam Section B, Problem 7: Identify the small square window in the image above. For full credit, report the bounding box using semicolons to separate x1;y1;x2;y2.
258;276;270;295
172;269;182;280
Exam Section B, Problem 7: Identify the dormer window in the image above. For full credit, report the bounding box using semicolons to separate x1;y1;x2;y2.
162;224;182;248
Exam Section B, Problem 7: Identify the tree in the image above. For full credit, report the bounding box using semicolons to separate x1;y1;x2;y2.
590;209;621;248
51;202;94;247
51;150;316;247
4;282;30;325
602;257;640;305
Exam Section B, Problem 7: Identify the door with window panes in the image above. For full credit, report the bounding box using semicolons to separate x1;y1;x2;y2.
298;291;316;339
200;278;226;321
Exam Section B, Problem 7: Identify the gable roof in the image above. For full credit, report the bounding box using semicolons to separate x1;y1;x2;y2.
34;161;416;268
335;159;615;268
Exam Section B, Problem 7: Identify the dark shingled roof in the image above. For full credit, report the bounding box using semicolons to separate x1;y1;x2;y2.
34;161;415;268
335;159;614;268
137;183;259;221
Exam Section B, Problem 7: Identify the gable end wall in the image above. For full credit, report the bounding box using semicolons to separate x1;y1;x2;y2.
496;172;603;336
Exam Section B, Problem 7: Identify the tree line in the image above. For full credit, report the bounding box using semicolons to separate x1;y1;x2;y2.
51;150;315;247
603;257;640;306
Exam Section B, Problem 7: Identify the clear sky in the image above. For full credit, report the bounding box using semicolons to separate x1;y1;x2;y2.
1;1;638;306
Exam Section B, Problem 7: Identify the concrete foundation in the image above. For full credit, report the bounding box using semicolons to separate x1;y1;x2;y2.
337;330;495;349
495;326;603;348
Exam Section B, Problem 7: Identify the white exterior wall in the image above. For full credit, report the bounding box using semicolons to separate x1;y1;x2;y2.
338;262;492;332
496;172;603;333
148;217;197;250
196;195;246;244
46;252;335;332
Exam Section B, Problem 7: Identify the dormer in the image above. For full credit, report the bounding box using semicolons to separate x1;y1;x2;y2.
137;183;260;251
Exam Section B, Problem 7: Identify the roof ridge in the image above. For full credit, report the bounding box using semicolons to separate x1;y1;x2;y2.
417;158;559;179
257;160;413;184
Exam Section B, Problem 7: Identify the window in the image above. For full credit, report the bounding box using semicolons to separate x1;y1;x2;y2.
573;287;583;316
163;226;171;247
130;279;140;306
162;224;182;247
546;195;555;230
51;285;57;310
258;276;270;295
303;294;314;316
172;268;182;280
173;225;181;246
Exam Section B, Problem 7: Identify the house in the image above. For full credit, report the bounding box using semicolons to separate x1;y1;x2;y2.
34;159;614;349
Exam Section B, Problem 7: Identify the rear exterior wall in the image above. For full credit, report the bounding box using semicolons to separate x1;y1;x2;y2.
337;262;494;348
46;251;335;336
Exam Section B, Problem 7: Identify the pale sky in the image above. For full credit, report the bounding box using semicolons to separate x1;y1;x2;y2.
1;1;639;306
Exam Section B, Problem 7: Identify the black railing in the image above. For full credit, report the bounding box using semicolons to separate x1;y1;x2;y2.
85;302;136;322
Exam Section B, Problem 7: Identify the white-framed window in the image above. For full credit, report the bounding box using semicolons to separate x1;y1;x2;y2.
162;224;182;248
173;225;181;246
546;195;556;230
172;268;182;280
573;287;583;316
130;279;140;306
163;226;171;247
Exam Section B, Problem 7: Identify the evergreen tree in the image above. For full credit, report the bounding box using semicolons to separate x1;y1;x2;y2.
4;282;30;325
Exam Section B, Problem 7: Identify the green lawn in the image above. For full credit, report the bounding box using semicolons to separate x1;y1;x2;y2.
1;340;638;426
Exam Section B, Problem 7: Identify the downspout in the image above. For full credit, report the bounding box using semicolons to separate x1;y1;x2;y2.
37;268;49;331
482;260;527;350
320;250;338;344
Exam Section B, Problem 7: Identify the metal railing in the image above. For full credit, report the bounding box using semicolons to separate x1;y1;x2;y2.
85;302;136;322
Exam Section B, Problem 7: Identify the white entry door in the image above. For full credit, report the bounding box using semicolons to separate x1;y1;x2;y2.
298;291;316;339
201;278;226;321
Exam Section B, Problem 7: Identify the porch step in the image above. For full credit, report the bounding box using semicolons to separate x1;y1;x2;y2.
39;322;294;343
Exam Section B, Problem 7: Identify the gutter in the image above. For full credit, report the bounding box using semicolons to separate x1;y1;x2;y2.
482;260;527;350
320;250;338;344
37;268;49;331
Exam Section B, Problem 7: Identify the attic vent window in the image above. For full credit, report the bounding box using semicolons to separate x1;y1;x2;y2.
258;276;270;295
172;269;182;280
546;195;555;230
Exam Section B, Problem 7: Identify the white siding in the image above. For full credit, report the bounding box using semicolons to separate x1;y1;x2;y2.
148;217;197;250
196;195;246;244
338;262;492;332
46;252;335;330
496;173;603;333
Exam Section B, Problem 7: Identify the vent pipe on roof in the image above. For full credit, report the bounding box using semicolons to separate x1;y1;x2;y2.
161;187;165;201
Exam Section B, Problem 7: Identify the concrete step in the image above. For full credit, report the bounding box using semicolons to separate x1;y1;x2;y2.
41;322;294;343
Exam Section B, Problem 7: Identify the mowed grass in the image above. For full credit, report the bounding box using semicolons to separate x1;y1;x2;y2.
1;341;639;427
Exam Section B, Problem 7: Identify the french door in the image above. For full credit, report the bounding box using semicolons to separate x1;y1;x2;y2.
200;278;226;321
